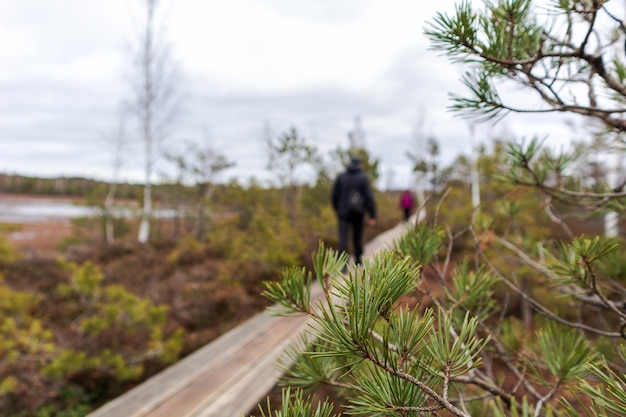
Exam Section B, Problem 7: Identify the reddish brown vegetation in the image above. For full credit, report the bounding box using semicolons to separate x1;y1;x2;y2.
0;197;275;413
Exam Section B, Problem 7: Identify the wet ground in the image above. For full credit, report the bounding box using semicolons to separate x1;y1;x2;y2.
0;193;80;253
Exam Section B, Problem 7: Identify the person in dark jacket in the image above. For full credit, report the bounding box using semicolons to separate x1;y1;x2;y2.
331;156;377;266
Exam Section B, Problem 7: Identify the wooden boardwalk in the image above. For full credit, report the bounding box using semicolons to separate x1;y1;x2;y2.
88;220;413;417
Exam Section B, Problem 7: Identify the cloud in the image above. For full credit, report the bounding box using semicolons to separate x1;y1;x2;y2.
0;0;577;191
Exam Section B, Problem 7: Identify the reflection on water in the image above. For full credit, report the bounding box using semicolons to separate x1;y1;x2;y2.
0;198;95;223
0;197;176;223
0;201;97;222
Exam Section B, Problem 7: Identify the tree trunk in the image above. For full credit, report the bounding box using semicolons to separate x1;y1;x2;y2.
136;0;156;244
104;182;117;243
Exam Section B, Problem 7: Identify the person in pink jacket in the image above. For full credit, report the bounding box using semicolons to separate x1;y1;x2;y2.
399;189;414;223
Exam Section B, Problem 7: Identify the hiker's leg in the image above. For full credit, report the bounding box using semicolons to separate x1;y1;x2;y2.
352;215;365;264
338;217;350;257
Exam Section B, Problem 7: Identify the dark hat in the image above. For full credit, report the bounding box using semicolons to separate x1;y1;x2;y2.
349;155;362;164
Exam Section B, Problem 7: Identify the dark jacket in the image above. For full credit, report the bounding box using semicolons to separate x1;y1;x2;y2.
332;164;376;220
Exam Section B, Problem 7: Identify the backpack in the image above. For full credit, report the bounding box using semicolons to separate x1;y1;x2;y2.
348;190;365;214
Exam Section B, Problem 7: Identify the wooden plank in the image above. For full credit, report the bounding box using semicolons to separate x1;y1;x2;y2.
88;218;414;417
146;314;310;417
88;312;287;417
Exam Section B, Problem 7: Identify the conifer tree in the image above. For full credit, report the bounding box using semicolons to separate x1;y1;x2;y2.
258;1;626;415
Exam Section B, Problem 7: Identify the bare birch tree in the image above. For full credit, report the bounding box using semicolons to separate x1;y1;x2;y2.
267;126;320;226
103;110;127;243
129;0;178;243
164;136;235;239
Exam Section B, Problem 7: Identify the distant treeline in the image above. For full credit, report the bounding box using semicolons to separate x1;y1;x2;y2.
0;173;143;200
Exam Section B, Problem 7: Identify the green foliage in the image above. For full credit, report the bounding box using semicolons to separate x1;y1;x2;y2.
598;239;626;283
445;262;499;321
208;204;306;280
263;266;314;316
166;235;205;264
58;260;104;298
0;234;15;266
259;0;626;414
532;321;596;382
425;0;567;121
560;360;626;417
263;243;350;316
0;283;54;397
0;173;142;199
267;126;319;187
261;183;626;416
407;136;451;192
0;160;397;415
428;311;488;377
0;376;17;395
331;145;381;184
255;388;339;417
28;385;93;417
44;260;183;381
32;403;92;417
547;236;620;292
162;138;235;240
264;245;492;416
394;222;444;266
489;396;546;417
498;317;524;354
311;242;349;286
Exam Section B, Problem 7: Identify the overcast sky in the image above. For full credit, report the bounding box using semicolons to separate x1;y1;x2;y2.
1;0;576;189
